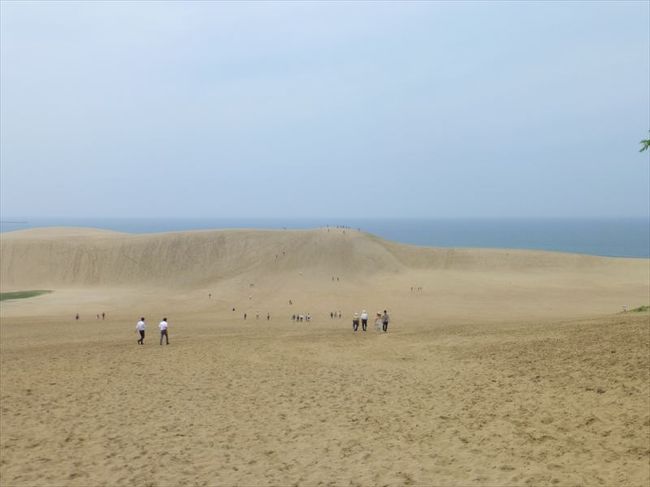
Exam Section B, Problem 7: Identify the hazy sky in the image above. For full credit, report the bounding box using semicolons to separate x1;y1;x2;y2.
1;1;648;218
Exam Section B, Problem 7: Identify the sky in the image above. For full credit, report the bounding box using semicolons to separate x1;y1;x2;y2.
1;0;649;219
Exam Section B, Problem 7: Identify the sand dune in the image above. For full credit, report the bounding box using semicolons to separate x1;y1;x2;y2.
2;227;647;320
2;227;402;288
2;226;643;288
1;227;648;486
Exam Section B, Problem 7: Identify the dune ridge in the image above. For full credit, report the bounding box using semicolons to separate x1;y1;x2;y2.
2;227;646;290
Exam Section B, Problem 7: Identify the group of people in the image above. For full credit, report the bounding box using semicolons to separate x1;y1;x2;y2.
132;309;390;343
243;312;271;320
292;313;311;322
135;317;170;345
352;310;390;332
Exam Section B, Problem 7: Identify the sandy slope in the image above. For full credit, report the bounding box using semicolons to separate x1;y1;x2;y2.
2;227;647;320
1;227;648;486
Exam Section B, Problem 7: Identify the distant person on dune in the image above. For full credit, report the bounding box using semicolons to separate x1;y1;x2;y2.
136;317;146;345
159;318;169;345
382;310;390;333
360;310;368;332
352;313;359;332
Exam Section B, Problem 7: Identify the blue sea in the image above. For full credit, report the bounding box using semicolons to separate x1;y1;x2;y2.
1;218;648;258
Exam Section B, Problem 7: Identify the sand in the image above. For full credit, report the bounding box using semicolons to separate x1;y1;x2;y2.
1;227;649;486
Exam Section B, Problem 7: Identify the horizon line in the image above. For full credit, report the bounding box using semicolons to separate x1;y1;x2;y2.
2;216;649;221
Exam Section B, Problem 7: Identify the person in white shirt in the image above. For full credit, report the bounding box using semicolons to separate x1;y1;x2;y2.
360;310;369;332
136;317;146;345
159;318;169;345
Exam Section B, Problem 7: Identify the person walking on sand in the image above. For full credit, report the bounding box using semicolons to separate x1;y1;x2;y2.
360;310;369;332
352;312;360;332
374;312;382;332
382;310;390;333
159;318;169;345
136;317;146;345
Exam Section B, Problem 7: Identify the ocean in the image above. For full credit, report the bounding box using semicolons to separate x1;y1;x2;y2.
1;217;648;258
